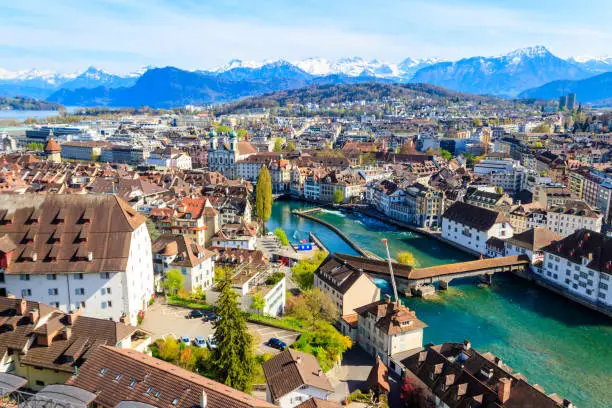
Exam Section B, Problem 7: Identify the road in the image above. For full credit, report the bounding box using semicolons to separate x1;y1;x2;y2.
141;302;300;354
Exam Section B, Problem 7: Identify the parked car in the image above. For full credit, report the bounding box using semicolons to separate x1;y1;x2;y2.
193;336;207;348
180;335;190;345
207;335;218;349
201;311;218;322
186;310;204;319
267;338;287;350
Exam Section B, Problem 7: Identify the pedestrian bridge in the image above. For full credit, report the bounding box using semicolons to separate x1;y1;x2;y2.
329;253;530;291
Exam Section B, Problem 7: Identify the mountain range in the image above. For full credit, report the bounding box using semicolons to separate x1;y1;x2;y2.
519;72;612;106
3;46;612;107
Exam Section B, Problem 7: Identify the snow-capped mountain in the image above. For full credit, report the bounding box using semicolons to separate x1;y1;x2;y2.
411;46;591;97
59;66;139;90
567;56;612;74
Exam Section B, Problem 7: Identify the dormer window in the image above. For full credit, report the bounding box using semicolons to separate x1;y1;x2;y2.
99;368;108;375
129;379;137;389
146;386;153;395
55;208;67;224
114;374;122;382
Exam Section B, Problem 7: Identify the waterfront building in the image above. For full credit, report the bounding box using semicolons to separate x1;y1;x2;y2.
70;346;274;408
399;341;573;408
540;229;612;309
262;349;335;408
211;221;258;250
0;194;154;325
546;200;602;237
355;296;427;375
504;227;561;263
404;183;445;228
463;187;512;214
314;253;381;339
319;171;365;203
0;297;150;391
151;234;215;292
442;202;514;255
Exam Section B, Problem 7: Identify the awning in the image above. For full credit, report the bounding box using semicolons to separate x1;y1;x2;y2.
0;373;27;397
22;384;97;408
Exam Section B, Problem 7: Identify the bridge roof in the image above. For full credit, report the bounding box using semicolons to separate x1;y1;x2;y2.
412;255;530;280
330;253;530;282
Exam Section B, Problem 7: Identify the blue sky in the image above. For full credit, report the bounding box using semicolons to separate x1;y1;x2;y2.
1;0;610;73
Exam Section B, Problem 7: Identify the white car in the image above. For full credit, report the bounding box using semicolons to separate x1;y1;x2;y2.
193;336;207;348
207;335;218;349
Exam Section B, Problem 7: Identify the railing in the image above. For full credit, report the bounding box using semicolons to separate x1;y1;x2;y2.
1;389;83;408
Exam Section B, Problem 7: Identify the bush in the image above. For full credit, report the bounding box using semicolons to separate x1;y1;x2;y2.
291;250;327;290
291;323;352;372
274;228;290;246
265;272;285;286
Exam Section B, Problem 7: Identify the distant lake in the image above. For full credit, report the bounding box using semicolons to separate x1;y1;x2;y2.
0;106;81;121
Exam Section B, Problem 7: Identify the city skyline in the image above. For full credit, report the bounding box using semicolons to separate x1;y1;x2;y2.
1;0;611;74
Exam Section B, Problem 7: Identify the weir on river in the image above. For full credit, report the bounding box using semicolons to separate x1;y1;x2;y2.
268;199;612;408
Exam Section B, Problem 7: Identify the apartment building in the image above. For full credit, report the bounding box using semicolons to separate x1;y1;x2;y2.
539;229;612;308
263;349;334;408
0;194;154;325
0;297;150;391
442;202;514;255
147;147;192;169
151;234;215;292
473;158;528;195
314;253;381;338
71;346;274;408
355;297;427;375
546;200;603;237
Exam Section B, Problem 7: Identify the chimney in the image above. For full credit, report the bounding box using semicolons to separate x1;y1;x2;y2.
63;327;72;340
200;391;208;408
296;356;302;365
385;294;391;304
316;369;323;377
495;356;503;367
497;378;511;404
463;339;471;350
28;308;39;325
17;298;27;316
67;309;81;325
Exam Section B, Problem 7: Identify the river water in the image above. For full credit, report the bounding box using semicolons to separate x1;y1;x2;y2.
267;199;612;408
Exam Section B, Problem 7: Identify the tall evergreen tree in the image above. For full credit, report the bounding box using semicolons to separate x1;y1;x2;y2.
210;272;254;391
256;166;272;227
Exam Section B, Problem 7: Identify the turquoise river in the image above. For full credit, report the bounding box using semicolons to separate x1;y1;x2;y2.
267;199;612;408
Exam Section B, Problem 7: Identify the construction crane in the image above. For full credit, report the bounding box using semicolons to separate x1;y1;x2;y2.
381;238;400;305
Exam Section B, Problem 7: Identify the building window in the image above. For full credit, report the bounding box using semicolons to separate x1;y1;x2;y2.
22;289;32;297
74;273;83;280
79;301;86;308
47;274;56;280
20;274;30;281
48;288;58;296
100;272;110;279
75;288;85;295
35;380;45;387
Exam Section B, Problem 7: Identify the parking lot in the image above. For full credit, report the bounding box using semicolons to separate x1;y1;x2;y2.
141;302;300;354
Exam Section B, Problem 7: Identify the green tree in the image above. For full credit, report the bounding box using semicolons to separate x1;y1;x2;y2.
291;250;327;290
291;323;352;371
397;251;416;267
251;292;266;317
163;269;184;295
152;336;180;363
273;138;284;152
333;189;344;204
495;186;504;194
532;123;551;133
473;118;483;127
274;228;290;246
286;140;297;151
533;141;543;148
216;125;231;134
209;273;254;391
237;128;248;140
290;288;338;331
360;152;376;166
255;166;273;228
439;149;452;161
